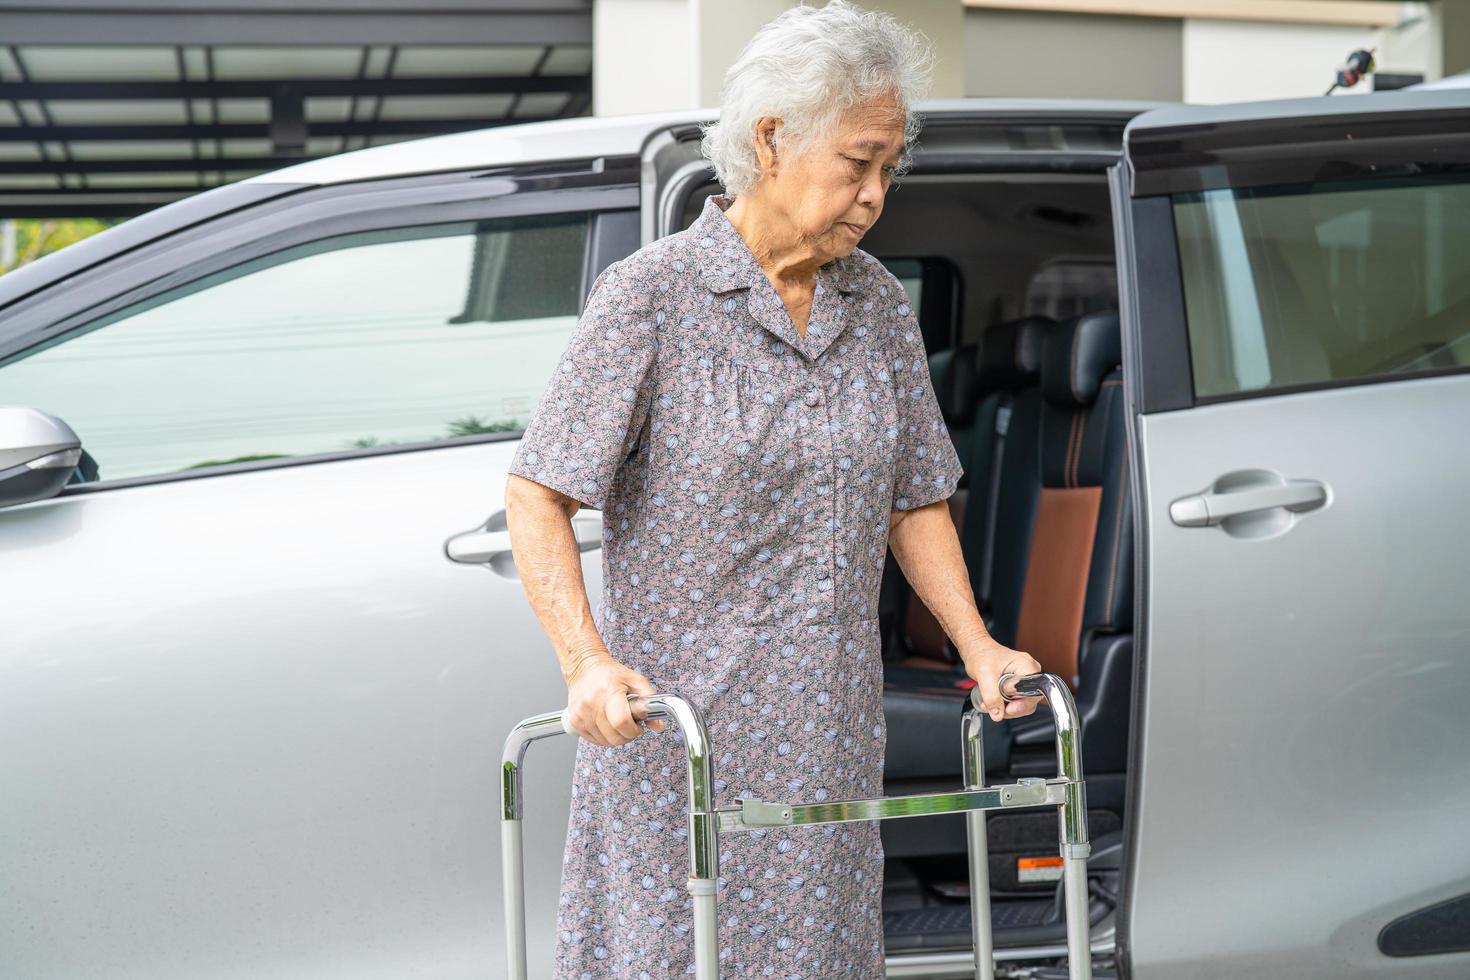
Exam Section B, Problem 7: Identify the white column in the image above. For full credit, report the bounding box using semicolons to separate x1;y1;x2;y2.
1426;0;1470;79
593;0;964;117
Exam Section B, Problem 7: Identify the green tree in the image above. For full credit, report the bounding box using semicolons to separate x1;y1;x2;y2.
0;217;127;276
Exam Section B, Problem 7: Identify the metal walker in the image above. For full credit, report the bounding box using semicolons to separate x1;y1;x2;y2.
500;671;1093;979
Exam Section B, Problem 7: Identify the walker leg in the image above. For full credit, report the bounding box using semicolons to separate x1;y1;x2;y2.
688;877;719;980
977;673;1094;980
501;819;528;980
962;711;996;980
500;709;569;980
1062;849;1092;980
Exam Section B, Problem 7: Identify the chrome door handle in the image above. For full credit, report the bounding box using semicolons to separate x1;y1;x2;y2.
1170;477;1327;527
446;509;603;563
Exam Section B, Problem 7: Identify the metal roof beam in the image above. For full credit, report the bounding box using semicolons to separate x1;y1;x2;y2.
0;117;553;142
0;156;343;174
0;4;591;46
0;76;590;100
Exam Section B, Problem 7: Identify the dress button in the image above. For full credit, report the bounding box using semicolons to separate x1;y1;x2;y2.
803;387;822;407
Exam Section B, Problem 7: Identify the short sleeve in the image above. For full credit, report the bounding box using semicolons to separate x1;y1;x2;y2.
507;259;657;511
889;297;964;511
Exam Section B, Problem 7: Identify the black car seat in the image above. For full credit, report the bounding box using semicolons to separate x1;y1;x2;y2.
881;311;1133;859
886;317;1049;674
1002;311;1133;777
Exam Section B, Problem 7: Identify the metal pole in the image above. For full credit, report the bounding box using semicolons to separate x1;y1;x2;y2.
651;695;720;980
991;673;1092;980
498;695;716;980
961;709;995;980
502;675;1089;980
499;709;572;980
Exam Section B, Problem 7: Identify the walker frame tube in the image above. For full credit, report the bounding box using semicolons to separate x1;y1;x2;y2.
499;672;1091;980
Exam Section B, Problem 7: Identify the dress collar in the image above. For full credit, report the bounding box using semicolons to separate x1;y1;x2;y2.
690;192;873;296
688;193;875;362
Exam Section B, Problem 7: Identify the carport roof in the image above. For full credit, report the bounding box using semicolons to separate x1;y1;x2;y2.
0;0;592;217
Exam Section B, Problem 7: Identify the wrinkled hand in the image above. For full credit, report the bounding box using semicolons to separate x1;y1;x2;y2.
563;651;665;746
958;638;1044;723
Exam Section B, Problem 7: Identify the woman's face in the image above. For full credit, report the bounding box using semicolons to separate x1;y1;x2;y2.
758;92;906;264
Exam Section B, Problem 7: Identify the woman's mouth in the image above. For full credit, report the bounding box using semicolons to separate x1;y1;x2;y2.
843;222;865;236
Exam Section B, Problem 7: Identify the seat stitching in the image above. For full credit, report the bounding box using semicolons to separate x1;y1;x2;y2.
1074;410;1085;488
1070;414;1081;490
1105;464;1129;626
1069;320;1084;404
1076;408;1091;488
1062;411;1078;489
1067;410;1083;488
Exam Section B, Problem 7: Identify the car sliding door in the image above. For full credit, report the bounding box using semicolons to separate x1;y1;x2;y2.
0;166;637;979
1111;90;1470;977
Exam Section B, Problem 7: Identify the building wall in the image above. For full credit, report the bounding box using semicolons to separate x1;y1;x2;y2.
593;0;696;114
964;8;1183;101
594;0;964;117
1182;18;1378;102
693;0;816;109
597;0;1463;117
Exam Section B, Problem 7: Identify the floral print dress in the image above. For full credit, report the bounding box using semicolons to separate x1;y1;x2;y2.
509;193;963;978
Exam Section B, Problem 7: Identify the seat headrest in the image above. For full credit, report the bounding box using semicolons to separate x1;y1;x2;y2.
928;344;981;426
1042;311;1122;408
976;316;1049;391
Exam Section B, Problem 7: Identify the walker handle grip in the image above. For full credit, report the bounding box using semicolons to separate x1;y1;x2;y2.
558;693;655;739
1000;671;1047;703
969;671;1047;714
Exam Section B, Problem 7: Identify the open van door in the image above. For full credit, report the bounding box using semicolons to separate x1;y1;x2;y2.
639;116;716;244
1110;89;1470;977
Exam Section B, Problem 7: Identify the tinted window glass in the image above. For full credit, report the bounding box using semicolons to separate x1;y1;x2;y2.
0;211;589;482
1024;259;1118;321
1174;175;1470;399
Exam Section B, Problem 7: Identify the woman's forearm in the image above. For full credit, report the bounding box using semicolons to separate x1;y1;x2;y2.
888;500;993;657
504;474;610;683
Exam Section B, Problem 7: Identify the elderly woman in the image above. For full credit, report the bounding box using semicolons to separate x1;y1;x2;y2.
504;1;1042;975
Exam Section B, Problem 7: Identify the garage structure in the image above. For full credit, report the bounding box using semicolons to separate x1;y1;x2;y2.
0;0;591;218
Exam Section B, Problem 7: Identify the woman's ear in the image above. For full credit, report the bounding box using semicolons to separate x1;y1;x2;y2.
753;116;780;175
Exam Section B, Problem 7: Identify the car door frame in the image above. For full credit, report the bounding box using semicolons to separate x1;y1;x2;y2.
638;100;1167;245
0;156;643;497
1108;86;1470;977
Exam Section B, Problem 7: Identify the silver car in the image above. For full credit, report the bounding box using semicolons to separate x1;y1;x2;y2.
3;88;1468;979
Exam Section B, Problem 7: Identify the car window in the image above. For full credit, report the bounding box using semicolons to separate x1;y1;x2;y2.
1173;174;1470;400
1024;258;1118;321
0;211;590;483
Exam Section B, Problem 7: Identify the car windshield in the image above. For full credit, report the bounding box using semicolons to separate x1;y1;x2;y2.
1171;173;1470;399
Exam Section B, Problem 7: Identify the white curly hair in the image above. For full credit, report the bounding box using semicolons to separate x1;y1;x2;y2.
698;0;936;198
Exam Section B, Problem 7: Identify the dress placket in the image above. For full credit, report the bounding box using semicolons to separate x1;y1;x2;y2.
746;269;851;627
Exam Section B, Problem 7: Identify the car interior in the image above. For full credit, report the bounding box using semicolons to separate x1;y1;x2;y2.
679;173;1133;959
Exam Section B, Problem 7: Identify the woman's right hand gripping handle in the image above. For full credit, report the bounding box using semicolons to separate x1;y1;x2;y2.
560;651;666;746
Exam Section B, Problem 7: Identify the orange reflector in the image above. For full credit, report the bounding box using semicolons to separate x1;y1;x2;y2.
1017;856;1065;883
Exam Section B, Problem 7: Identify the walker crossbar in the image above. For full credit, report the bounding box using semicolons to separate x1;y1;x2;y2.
498;671;1092;980
724;777;1068;831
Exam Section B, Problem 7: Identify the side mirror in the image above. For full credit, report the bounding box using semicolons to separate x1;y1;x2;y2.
0;406;83;508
